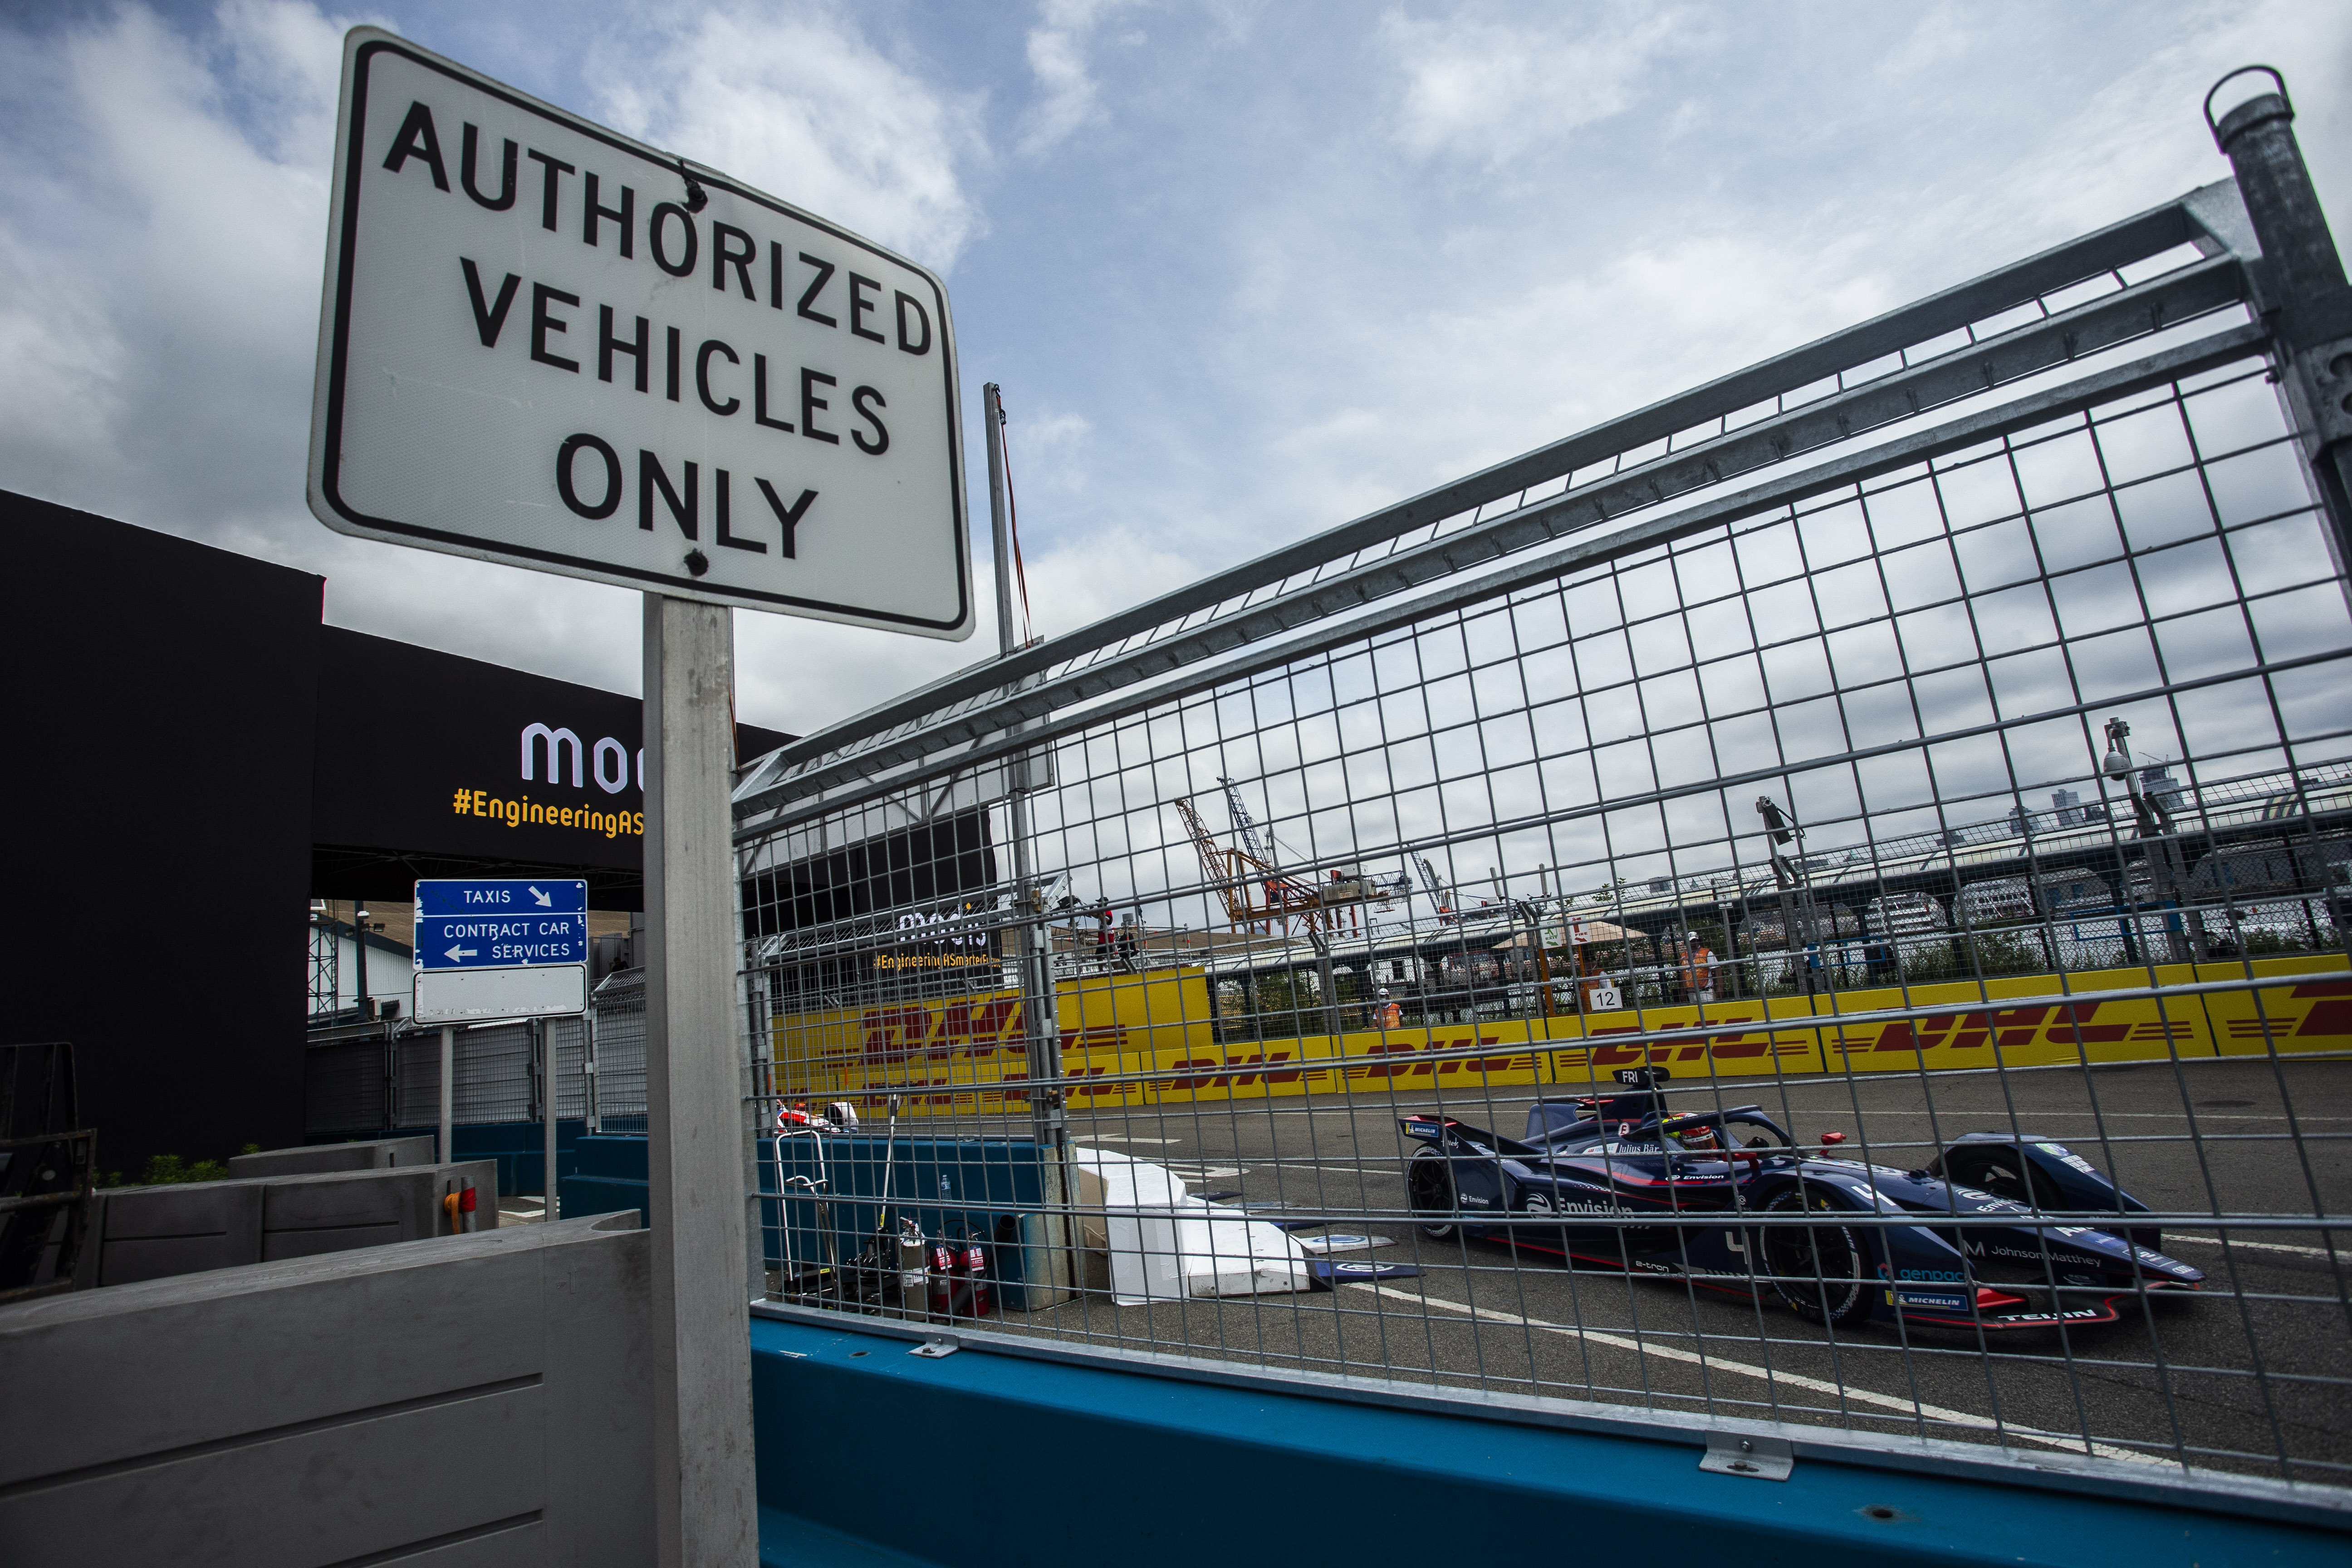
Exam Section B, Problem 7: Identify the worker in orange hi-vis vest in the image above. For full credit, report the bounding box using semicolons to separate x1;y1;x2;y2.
1679;931;1717;1004
1377;988;1403;1030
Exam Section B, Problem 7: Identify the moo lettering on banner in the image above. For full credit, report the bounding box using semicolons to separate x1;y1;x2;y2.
307;29;972;637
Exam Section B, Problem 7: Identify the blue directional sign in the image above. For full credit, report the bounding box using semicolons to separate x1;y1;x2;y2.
413;879;589;971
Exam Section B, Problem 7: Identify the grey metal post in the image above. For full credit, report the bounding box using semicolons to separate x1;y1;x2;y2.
987;382;1019;659
2207;70;2352;577
437;1025;453;1165
642;592;756;1566
984;382;1073;1305
353;903;369;1018
542;1015;558;1219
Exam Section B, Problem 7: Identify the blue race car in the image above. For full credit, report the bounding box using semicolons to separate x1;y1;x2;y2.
1400;1071;2203;1331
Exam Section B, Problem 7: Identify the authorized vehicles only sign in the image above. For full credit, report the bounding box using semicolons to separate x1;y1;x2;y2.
308;28;973;637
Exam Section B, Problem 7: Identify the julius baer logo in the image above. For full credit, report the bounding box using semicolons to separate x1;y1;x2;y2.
451;723;646;840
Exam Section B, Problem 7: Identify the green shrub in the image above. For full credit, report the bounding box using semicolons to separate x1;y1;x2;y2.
102;1145;258;1186
2240;928;2311;956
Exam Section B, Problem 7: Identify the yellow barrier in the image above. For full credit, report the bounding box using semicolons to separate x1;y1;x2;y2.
769;955;2351;1116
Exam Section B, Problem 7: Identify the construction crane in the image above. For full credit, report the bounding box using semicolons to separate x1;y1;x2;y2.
1412;854;1455;919
1171;797;1248;926
1216;777;1316;909
1170;787;1392;936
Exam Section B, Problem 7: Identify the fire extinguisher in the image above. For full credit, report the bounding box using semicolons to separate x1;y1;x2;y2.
961;1235;992;1319
926;1235;956;1322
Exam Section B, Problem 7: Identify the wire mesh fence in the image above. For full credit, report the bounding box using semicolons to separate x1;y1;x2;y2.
588;970;648;1132
735;173;2352;1490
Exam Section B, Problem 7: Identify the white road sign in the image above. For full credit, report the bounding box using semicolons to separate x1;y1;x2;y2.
413;962;587;1024
308;28;974;637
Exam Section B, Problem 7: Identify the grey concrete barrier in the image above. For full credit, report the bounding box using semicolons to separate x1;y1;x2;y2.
78;1160;501;1289
229;1135;438;1177
0;1210;651;1567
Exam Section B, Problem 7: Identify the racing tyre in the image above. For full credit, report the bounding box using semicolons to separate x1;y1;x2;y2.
1408;1148;1460;1239
1759;1186;1871;1326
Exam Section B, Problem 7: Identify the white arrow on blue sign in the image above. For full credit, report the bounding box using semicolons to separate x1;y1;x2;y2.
413;878;590;971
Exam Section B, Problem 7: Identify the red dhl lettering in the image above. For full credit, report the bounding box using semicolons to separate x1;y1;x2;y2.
1061;1024;1128;1054
1206;1052;1297;1088
2290;982;2352;1035
860;1005;931;1063
1068;1066;1121;1098
940;998;1021;1040
1348;1036;1503;1078
859;998;1025;1063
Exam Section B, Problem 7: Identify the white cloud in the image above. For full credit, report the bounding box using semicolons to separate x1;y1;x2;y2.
4;0;2348;753
1016;0;1137;156
1004;407;1093;499
1379;4;1697;166
590;4;984;270
0;2;339;526
0;1;992;730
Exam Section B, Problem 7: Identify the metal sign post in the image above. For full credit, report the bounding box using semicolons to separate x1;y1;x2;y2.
314;27;972;1565
641;592;751;1564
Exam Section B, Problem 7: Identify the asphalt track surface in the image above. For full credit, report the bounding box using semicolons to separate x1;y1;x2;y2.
942;1057;2350;1484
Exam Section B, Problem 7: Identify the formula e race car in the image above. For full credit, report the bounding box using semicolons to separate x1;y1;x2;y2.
1400;1072;2204;1331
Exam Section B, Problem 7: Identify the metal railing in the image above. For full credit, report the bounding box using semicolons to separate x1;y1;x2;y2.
735;76;2352;1500
303;1017;589;1137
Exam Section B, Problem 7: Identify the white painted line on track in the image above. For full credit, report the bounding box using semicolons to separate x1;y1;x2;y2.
2162;1234;2340;1259
1352;1282;2162;1465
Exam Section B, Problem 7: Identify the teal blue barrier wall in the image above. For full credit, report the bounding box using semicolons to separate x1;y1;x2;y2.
561;1134;1059;1304
381;1120;588;1197
747;1313;2348;1568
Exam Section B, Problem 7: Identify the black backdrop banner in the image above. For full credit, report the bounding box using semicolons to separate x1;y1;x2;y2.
743;810;997;936
3;491;321;1166
311;627;790;902
745;810;1001;1005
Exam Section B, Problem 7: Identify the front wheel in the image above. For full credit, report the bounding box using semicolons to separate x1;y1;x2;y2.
1408;1147;1459;1239
1759;1186;1872;1326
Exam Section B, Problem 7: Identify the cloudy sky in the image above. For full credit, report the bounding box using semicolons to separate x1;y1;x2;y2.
2;0;2346;738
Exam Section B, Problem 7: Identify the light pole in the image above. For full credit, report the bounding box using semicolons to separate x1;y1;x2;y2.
353;902;371;1019
2102;718;2205;963
1755;798;1818;993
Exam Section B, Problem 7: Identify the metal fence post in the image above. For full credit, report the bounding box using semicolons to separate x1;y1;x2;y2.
542;1015;557;1220
2208;69;2352;577
985;381;1075;1305
437;1024;453;1164
643;591;757;1566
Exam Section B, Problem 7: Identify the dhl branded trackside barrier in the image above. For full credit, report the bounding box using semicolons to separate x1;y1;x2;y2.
767;955;2352;1116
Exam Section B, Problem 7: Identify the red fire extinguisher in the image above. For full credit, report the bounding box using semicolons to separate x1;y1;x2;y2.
926;1235;956;1322
960;1235;992;1319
